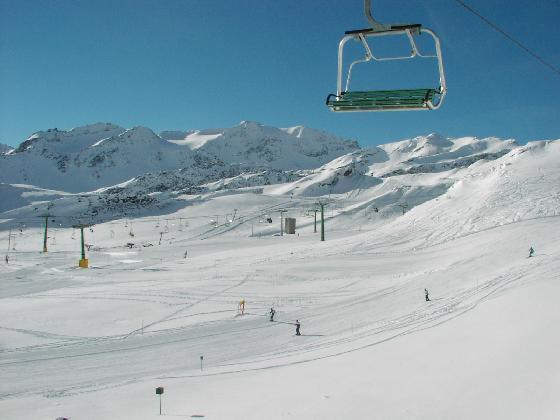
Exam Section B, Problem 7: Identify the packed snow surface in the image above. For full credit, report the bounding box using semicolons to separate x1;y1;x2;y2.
0;125;559;419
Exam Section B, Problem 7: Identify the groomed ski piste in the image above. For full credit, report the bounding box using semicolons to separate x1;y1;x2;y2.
1;138;560;419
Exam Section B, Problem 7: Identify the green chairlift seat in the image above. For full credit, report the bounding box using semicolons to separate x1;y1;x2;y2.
326;88;438;112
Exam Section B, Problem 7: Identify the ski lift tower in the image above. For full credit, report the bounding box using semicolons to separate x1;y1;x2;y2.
310;208;319;233
38;213;55;252
315;201;329;241
72;223;93;268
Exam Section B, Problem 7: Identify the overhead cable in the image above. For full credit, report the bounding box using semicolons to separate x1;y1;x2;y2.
453;0;560;77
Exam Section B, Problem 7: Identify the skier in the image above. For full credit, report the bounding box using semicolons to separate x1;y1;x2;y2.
4;255;8;264
424;288;430;302
183;249;188;259
269;307;276;322
528;246;535;258
295;320;301;336
238;299;245;315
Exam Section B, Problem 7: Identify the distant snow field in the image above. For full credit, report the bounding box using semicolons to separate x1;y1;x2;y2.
0;123;559;419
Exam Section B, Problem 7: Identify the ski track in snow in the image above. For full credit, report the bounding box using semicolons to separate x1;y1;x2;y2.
0;227;553;401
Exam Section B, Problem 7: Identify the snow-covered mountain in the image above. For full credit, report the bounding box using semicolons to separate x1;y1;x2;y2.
161;121;358;170
372;133;516;177
0;143;13;155
0;121;530;223
0;121;358;193
0;123;195;192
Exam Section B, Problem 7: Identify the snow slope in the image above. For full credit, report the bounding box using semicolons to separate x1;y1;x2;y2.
160;121;360;170
0;184;69;213
0;128;558;419
372;133;517;177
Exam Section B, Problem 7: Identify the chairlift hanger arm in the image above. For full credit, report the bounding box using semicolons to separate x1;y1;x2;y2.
359;0;421;35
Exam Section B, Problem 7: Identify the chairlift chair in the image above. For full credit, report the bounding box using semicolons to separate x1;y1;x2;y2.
326;0;447;112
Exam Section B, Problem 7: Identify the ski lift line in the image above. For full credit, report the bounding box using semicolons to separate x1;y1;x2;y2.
453;0;560;77
2;213;245;226
4;199;361;227
2;198;308;224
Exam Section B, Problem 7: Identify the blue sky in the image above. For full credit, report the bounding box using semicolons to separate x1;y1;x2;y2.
1;0;559;147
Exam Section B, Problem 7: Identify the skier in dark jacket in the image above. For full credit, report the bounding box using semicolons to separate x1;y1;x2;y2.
269;308;276;322
424;288;430;302
529;246;535;257
295;320;301;336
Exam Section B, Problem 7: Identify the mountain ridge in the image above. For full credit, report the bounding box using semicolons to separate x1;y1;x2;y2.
0;121;358;193
3;121;556;232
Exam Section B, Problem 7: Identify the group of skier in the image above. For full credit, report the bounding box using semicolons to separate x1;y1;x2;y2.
241;245;538;336
268;307;300;335
269;307;300;335
237;303;302;335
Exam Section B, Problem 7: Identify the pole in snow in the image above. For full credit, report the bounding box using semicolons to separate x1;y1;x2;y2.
6;228;15;262
313;209;318;233
38;213;54;252
7;227;14;252
155;387;164;415
72;223;92;268
317;202;327;241
43;216;48;252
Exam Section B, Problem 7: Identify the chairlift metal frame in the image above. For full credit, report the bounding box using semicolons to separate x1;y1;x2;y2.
326;0;447;112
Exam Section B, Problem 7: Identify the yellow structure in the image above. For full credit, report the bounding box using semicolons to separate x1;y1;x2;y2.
79;258;89;268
